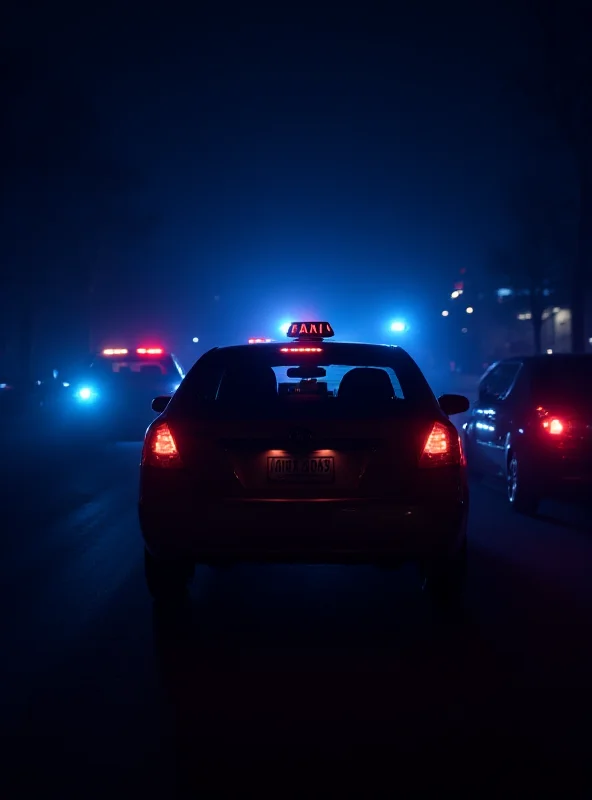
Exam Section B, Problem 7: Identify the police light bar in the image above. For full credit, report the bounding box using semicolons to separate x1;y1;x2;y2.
103;348;128;356
287;322;334;339
248;337;272;344
137;347;163;354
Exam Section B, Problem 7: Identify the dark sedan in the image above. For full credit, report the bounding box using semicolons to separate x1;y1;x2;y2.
463;354;592;514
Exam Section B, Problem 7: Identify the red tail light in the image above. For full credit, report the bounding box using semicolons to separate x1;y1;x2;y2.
420;422;463;468
536;407;570;436
542;417;565;435
142;423;182;468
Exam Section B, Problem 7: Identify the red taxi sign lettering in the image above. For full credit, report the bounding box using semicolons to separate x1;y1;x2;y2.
103;348;128;356
287;321;334;339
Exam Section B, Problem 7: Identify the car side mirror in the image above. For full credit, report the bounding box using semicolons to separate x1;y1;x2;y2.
151;395;170;413
438;393;470;416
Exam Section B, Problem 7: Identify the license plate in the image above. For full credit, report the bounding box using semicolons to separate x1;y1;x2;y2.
267;456;334;482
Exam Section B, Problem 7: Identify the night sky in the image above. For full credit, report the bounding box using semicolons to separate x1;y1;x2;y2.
1;1;557;369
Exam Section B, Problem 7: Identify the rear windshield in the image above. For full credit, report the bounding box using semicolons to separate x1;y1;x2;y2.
173;344;436;418
90;355;178;378
532;356;592;403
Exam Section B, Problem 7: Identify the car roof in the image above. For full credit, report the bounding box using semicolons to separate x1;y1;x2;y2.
208;341;406;357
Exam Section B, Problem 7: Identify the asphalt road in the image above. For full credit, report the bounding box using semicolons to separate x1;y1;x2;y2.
1;421;592;797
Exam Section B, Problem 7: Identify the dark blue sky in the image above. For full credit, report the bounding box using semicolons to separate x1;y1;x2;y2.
2;1;553;365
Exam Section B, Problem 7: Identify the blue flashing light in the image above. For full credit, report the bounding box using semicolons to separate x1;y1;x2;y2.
390;320;407;333
279;322;291;335
76;387;95;401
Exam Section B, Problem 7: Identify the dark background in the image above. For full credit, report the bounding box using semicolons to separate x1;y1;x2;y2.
3;0;587;377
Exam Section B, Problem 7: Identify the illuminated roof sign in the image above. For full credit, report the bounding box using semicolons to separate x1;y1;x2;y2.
287;321;334;339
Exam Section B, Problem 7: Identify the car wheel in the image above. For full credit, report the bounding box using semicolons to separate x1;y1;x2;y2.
144;548;194;603
423;538;467;613
507;453;539;515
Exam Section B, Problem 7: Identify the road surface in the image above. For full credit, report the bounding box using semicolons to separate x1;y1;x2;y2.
1;420;591;797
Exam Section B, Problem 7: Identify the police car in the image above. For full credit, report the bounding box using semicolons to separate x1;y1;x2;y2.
139;322;470;607
68;346;184;437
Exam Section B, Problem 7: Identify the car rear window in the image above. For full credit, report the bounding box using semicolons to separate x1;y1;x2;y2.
173;344;436;417
532;357;592;403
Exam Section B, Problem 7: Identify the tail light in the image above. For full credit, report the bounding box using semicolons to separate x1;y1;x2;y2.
542;417;565;435
419;421;463;468
536;407;571;437
142;422;183;468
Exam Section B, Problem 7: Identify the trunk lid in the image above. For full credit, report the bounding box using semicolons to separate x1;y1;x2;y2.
171;409;437;500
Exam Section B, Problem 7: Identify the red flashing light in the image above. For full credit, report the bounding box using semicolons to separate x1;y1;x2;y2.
248;338;272;344
137;347;163;355
420;422;462;467
142;423;182;467
103;348;128;356
280;347;323;353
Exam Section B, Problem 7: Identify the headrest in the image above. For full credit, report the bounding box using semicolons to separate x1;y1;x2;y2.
338;367;395;402
217;364;277;402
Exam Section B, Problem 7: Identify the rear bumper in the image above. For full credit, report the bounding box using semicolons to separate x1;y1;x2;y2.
139;496;468;565
521;448;592;491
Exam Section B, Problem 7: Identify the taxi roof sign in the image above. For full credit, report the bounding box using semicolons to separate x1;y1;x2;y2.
287;321;334;339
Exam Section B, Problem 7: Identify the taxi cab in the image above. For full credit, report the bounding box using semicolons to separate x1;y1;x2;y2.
68;346;184;438
139;322;470;607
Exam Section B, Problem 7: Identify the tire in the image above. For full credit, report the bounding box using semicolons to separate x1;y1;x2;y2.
144;548;194;603
423;538;467;613
507;453;539;515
